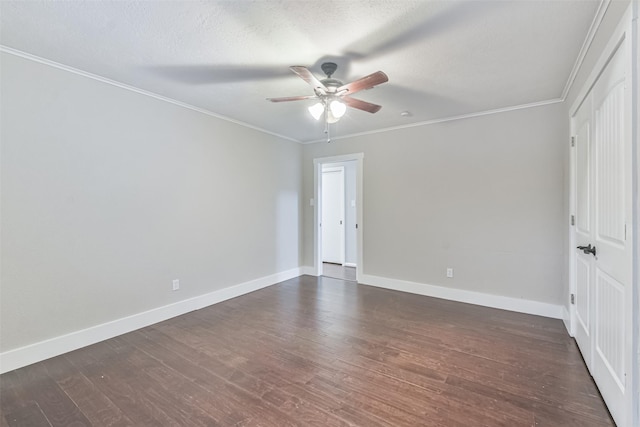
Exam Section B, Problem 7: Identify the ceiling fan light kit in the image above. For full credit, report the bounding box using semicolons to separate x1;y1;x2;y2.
329;100;346;119
308;99;346;123
308;102;325;120
268;62;388;141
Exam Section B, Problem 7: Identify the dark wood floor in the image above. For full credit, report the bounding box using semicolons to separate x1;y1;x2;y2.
0;275;613;426
322;262;356;282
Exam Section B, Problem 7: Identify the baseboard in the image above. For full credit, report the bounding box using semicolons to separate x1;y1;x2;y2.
359;274;563;319
562;305;573;336
300;266;317;276
0;267;302;374
344;262;357;268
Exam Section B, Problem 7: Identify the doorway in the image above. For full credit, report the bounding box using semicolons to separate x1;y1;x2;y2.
321;163;357;281
313;153;364;283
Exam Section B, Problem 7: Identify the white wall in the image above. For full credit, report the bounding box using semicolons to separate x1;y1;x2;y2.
303;102;568;306
0;52;302;354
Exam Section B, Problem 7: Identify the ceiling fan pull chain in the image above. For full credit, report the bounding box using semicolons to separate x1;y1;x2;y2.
324;104;331;143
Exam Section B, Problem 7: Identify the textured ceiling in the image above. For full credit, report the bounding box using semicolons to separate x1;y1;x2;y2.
1;0;601;143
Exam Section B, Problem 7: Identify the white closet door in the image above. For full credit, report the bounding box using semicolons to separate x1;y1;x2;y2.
590;41;632;425
573;39;632;426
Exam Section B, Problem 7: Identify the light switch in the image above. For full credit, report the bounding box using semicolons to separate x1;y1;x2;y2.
310;199;315;206
351;200;356;207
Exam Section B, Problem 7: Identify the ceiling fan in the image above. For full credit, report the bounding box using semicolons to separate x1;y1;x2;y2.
267;62;388;137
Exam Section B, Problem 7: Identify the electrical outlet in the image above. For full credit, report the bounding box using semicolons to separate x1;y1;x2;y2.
172;279;180;291
446;268;454;278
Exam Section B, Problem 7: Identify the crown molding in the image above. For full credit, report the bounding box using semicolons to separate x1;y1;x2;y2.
560;0;610;101
0;46;301;144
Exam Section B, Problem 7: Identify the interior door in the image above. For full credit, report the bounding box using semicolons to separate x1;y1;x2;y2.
573;93;594;369
322;167;344;264
590;41;631;425
573;40;632;426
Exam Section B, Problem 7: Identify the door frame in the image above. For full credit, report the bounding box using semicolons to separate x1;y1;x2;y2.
321;165;345;265
313;153;364;283
568;5;638;425
632;1;639;422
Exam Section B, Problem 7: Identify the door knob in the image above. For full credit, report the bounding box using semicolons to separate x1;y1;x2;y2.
577;244;596;257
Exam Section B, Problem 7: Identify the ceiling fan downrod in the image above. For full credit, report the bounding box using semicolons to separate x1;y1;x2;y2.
321;62;338;78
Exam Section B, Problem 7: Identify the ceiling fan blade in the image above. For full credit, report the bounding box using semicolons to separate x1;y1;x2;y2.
290;66;328;94
267;95;318;103
342;96;382;114
338;71;388;96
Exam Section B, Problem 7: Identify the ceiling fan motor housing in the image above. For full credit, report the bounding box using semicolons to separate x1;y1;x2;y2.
320;78;343;93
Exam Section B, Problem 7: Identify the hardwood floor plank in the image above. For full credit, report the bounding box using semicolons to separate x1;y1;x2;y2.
444;373;610;425
0;276;614;426
0;413;10;427
3;401;52;427
2;363;91;427
42;356;134;427
65;342;188;426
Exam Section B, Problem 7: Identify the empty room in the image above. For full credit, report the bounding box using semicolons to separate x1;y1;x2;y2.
1;1;639;426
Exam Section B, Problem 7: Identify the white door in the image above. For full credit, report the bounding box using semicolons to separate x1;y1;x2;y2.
591;41;632;425
322;167;344;264
572;40;632;426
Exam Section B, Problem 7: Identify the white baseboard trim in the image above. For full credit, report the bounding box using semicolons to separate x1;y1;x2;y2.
0;267;302;374
359;274;563;319
300;266;317;276
562;306;573;336
344;263;357;268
